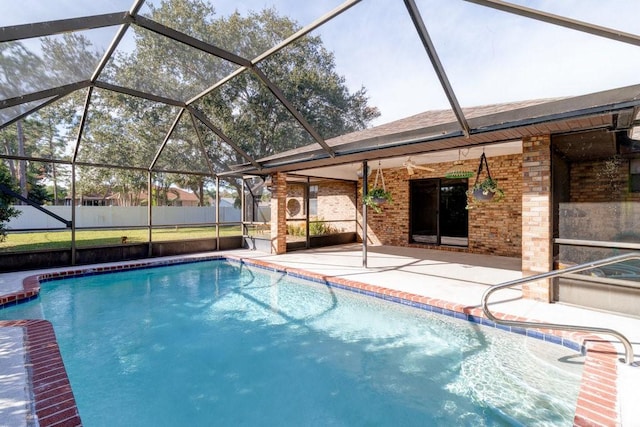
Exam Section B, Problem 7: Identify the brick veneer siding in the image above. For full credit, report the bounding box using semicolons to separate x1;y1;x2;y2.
559;157;640;265
570;158;640;203
270;172;287;254
284;180;357;236
315;180;357;233
468;154;522;256
522;135;553;302
356;154;522;257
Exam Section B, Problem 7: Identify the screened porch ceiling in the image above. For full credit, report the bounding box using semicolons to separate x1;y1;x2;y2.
2;0;640;182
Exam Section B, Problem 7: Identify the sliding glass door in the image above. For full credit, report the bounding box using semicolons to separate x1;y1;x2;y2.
410;178;468;247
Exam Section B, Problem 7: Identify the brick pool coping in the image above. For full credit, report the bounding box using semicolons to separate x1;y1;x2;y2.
0;255;621;426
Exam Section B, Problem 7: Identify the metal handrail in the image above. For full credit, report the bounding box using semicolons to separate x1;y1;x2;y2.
481;252;640;366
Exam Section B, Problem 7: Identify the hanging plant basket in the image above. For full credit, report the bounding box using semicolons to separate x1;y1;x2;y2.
466;153;504;209
472;187;496;201
372;197;388;205
363;186;393;213
363;163;392;213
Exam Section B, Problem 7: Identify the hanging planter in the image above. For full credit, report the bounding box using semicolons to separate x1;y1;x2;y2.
364;187;392;208
466;152;504;209
363;162;392;213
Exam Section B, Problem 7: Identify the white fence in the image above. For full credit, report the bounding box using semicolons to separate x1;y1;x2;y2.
7;205;242;230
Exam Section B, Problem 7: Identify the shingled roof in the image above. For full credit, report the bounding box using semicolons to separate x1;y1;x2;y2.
243;84;640;174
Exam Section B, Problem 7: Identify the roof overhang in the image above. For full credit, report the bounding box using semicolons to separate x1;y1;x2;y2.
230;83;640;176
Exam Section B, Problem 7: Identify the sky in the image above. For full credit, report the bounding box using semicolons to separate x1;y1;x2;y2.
4;0;640;126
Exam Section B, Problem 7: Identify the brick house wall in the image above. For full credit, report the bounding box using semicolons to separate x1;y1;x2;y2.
570;158;640;203
315;180;357;233
356;153;522;257
283;180;357;235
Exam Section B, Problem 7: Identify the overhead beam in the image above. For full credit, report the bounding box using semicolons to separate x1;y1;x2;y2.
187;68;245;106
0;80;91;109
0;153;72;165
0;93;67;131
150;108;185;171
93;81;186;107
131;15;252;68
90;15;135;82
189;111;217;177
251;66;336;157
404;0;470;137
465;0;640;47
74;3;141;167
187;106;262;170
253;0;362;63
187;0;362;104
0;12;126;42
72;86;94;164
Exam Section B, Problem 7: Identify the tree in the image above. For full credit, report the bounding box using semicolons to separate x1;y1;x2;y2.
3;1;381;205
1;33;98;204
117;1;380;167
0;162;20;241
199;8;380;162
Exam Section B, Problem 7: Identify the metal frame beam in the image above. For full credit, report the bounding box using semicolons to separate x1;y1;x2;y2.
0;93;67;131
251;66;336;157
72;86;94;164
187;69;245;105
189;111;217;177
253;0;362;63
404;0;470;137
150;108;184;170
187;0;362;105
0;81;91;109
131;15;252;68
187;106;262;170
0;12;126;43
93;81;186;107
130;14;336;158
465;0;640;47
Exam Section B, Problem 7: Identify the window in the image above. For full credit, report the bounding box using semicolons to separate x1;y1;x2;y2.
309;184;318;216
410;178;468;246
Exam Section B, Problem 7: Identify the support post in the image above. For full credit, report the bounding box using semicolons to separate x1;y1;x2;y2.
521;135;553;301
71;164;76;265
270;172;287;254
362;160;368;268
147;171;153;256
215;176;220;249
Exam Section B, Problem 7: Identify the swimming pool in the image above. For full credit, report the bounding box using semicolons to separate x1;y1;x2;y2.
0;258;582;426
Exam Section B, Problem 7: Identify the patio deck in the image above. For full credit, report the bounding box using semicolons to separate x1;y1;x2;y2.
1;244;638;425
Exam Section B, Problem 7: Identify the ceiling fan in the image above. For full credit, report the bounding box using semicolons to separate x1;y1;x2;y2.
402;160;435;175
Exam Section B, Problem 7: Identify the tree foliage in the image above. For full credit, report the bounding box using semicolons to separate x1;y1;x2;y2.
0;162;20;241
2;0;380;206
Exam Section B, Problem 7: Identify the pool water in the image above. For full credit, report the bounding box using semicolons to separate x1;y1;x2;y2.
0;260;582;426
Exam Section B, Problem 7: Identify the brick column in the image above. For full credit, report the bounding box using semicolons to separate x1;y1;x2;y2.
270;172;287;254
521;135;553;301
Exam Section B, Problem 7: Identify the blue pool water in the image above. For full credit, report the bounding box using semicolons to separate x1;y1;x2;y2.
1;260;582;426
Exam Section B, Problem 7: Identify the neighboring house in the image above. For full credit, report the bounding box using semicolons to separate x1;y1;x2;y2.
65;187;212;207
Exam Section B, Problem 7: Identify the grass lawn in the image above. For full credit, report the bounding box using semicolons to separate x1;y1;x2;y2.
0;226;242;253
